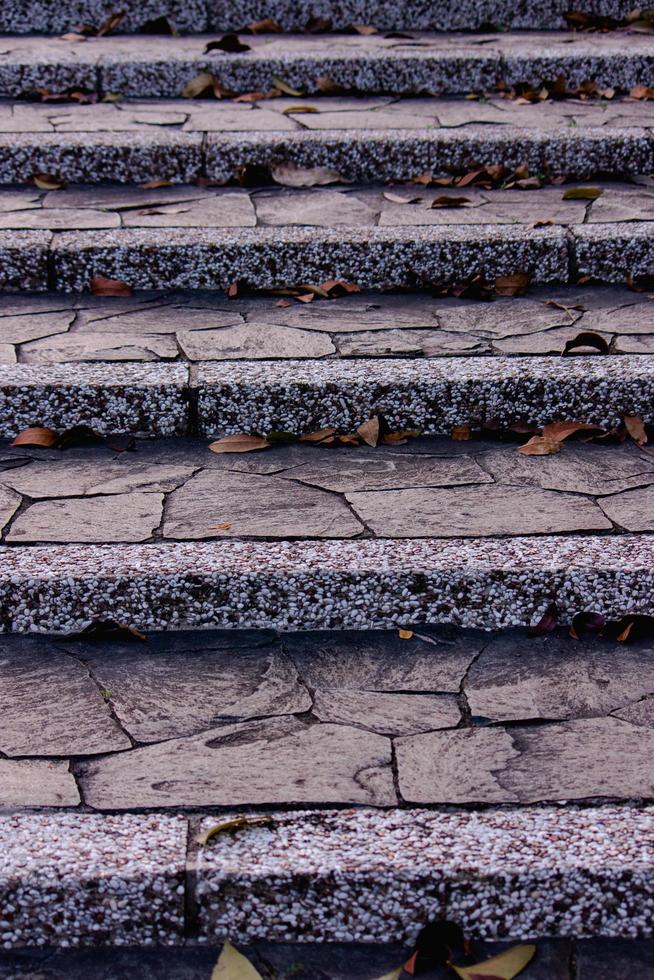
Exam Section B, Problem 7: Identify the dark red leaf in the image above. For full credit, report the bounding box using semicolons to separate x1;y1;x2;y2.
528;601;559;637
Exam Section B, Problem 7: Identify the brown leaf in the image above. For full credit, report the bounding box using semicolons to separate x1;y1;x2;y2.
69;619;147;642
383;191;422;204
282;105;319;114
398;629;414;639
569;611;606;640
544;300;586;313
337;433;363;446
451;424;472;441
270;162;346;187
356;415;383;447
197;815;273;845
244;18;282;33
139;178;173;189
604;614;654;643
429;195;472;209
208;434;271;454
320;279;361;296
204;34;251;54
348;23;378;34
518;435;562;455
315;75;342;94
624;415;648;445
95;11;125;36
630;84;654;99
528;601;559;636
562;331;609;355
271;76;304;96
10;426;59;448
562;186;603;200
495;273;530;297
32;172;66;190
60;32;88;41
304;15;331;32
90;276;132;297
227;281;239;298
207;522;231;530
299;427;338;443
182;72;232;98
541;421;603;442
383;430;420;444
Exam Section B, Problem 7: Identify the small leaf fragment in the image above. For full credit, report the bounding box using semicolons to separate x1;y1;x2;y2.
90;276;133;297
32;172;66;190
208;434;271;454
372;970;402;980
529;601;559;636
429;195;472;209
518;435;561;455
198;815;273;845
271;76;304;96
383;191;422;204
208;522;232;530
10;426;58;448
139;178;173;189
356;415;383;447
204;34;251;54
398;629;414;640
69;620;147;642
541;421;603;442
451;944;535;979
569;610;606;640
299;427;338;443
624;415;648;445
282;105;319;114
211;939;263;980
562;331;609;355
270;161;346;187
562;187;603;200
494;273;530;297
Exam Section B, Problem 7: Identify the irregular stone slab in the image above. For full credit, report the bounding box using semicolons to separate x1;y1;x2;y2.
396;718;654;803
0;485;19;532
313;689;460;735
483;444;654;495
285;628;482;692
613;699;654;729
0;343;15;363
346;485;611;537
599;486;654;531
334;327;487;357
0;459;197;498
283;453;491;492
436;297;581;337
0;309;74;344
0;207;120;231
254;189;379;227
20;331;179;363
492;325;612;355
78;717;396;808
82;644;310;743
163;469;362;539
178;323;335;360
76;304;244;336
466;633;654;722
122;193;256;229
0;639;129;756
6;492;163;543
0;759;79;807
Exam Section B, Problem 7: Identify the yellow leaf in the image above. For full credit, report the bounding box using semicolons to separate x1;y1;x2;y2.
562;187;603;200
372;970;402;980
282;105;319;114
198;816;273;845
451;944;536;979
211;940;263;980
271;76;304;96
399;629;414;640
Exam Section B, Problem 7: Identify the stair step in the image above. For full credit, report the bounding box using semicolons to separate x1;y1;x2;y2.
1;807;652;947
0;32;652;98
0;96;652;183
0;1;639;34
2;533;654;632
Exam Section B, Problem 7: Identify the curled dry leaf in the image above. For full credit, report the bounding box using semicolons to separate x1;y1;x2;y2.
452;424;472;441
69;620;147;642
383;191;422;204
10;426;58;448
282;105;319;114
624;415;648;445
494;273;530;297
299;427;338;443
32;172;66;190
349;23;379;34
245;18;282;32
518;435;562;455
90;276;133;297
182;72;231;98
451;944;536;979
270;161;346;187
271;76;304;96
209;434;271;454
204;34;251;53
139;178;173;189
541;421;603;441
569;610;606;640
211;940;262;980
528;601;559;637
630;84;654;99
430;195;472;209
356;415;384;447
562;331;609;355
315;75;342;93
562;186;603;200
398;629;414;640
607;614;654;643
197;815;273;845
208;522;231;530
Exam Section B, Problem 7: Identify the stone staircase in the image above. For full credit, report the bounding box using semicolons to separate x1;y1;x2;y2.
1;3;654;976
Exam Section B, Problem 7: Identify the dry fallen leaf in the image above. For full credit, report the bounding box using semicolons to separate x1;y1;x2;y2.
429;195;472;209
356;415;382;447
299;427;338;443
211;939;263;980
182;72;231;98
208;522;231;530
561;331;609;355
10;426;59;448
451;424;472;441
562;187;603;200
518;435;562;455
398;629;414;640
494;273;530;297
32;172;66;190
541;421;603;441
198;815;273;845
528;601;559;636
282;105;319;114
139;178;173;189
270;162;346;187
630;83;654;99
60;31;88;41
90;276;132;297
451;944;536;979
271;75;304;96
208;434;271;453
569;610;606;640
315;75;342;93
349;23;379;34
245;18;282;32
383;191;422;204
69;619;147;642
204;34;251;54
372;970;402;980
624;415;648;445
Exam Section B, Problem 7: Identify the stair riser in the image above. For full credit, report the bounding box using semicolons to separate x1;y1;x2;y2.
0;1;638;33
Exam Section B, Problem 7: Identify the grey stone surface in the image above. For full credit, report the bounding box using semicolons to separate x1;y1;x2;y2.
6;491;164;543
613;699;654;729
466;634;654;723
0;639;129;756
178;323;335;360
81;643;310;742
599;485;654;531
346;485;611;537
284;453;490;492
0;485;20;532
21;332;180;363
163;468;363;539
78;716;395;808
396;718;654;803
0;758;79;807
313;688;460;735
0;459;197;498
482;445;654;496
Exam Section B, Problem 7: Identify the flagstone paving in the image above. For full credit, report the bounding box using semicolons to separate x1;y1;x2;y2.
2;624;654;809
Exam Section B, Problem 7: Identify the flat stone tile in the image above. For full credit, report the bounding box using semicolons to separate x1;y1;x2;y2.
178;323;335;360
599;486;654;531
80;643;311;743
0;343;15;363
78;717;396;808
0;639;129;756
0;208;120;231
466;633;654;723
346;485;611;537
76;303;244;335
613;699;654;728
6;492;164;543
122;193;256;229
396;718;654;803
613;334;654;354
163;469;363;539
0;759;79;807
285;628;483;692
0;485;19;532
313;689;460;735
334;327;487;356
0;458;197;498
20;331;180;363
284;453;490;492
0;309;74;344
436;296;582;337
482;444;654;495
